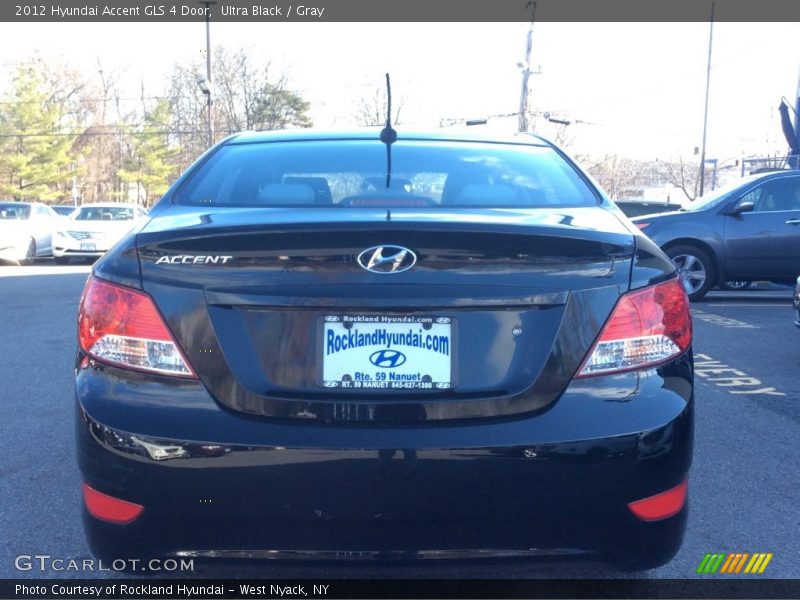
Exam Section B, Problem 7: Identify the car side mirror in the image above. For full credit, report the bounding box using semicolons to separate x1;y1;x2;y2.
727;199;754;215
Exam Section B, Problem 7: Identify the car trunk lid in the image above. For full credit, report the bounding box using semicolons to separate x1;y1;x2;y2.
136;206;633;422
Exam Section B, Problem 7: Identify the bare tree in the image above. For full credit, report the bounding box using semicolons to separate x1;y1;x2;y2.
165;63;209;171
657;156;703;202
212;48;312;132
354;86;405;127
165;47;312;169
550;123;573;150
73;61;131;203
577;154;646;199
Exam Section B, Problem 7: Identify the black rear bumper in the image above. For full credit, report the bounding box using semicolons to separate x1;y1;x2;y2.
76;355;693;562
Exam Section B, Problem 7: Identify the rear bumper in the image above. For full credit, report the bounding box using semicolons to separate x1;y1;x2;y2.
76;353;693;560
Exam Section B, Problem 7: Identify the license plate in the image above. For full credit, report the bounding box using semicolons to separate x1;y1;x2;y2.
321;315;454;390
80;242;96;251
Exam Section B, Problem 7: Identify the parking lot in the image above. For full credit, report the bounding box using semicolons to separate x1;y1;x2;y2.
0;263;798;580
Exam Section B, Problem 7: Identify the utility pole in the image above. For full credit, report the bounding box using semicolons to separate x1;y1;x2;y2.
199;1;216;147
698;0;715;197
517;2;538;133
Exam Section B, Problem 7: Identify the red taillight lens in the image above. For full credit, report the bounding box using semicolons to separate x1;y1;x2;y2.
82;483;144;524
78;276;196;377
577;277;691;377
628;479;688;521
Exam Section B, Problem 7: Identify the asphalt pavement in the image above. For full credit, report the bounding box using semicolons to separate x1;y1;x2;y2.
0;264;798;581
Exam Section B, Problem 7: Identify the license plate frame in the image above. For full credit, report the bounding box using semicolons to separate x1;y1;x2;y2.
319;315;456;391
80;242;96;251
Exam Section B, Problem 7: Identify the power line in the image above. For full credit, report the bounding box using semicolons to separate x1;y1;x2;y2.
0;129;236;138
0;95;204;105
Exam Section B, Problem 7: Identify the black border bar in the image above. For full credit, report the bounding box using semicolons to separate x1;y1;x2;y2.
4;579;800;600
3;0;800;22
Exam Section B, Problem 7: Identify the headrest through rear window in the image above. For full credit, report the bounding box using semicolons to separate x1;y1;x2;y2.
282;177;333;204
256;184;316;204
456;183;519;204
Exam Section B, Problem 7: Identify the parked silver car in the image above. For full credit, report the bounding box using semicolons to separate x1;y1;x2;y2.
0;201;59;264
52;203;148;263
633;171;800;300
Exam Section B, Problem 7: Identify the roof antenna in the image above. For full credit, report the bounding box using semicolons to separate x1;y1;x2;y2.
379;73;397;189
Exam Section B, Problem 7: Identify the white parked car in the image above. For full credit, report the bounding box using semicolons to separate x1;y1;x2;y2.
0;201;60;264
53;203;148;263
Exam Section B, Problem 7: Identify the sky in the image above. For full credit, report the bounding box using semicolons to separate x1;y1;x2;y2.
0;21;798;163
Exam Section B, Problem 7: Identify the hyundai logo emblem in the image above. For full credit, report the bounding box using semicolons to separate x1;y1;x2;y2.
369;349;407;368
357;245;417;274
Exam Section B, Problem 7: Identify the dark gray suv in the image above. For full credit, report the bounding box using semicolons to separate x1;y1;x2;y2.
632;170;800;300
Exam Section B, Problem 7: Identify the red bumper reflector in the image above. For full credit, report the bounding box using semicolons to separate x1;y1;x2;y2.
627;479;687;521
82;483;144;524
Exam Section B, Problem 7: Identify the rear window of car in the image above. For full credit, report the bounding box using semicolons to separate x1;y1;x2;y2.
0;203;31;219
172;140;599;208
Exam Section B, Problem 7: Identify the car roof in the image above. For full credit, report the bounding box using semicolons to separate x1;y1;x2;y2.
743;169;800;184
225;128;553;147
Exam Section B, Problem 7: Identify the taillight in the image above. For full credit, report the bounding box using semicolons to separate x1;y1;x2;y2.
577;278;691;377
78;276;196;378
628;479;688;521
82;483;144;524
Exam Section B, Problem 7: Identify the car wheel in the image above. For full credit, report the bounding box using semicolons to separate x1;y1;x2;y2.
665;245;716;301
720;280;752;291
19;238;35;266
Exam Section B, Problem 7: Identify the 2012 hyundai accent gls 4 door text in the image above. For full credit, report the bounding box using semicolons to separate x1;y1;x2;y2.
75;129;693;570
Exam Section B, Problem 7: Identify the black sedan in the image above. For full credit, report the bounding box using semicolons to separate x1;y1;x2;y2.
75;129;693;570
632;170;800;300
